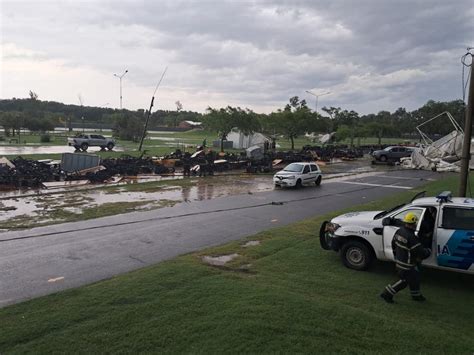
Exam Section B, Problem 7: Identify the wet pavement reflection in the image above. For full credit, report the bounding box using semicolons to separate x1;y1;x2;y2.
0;158;396;230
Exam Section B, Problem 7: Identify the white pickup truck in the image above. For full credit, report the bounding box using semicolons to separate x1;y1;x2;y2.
67;134;115;151
320;191;474;275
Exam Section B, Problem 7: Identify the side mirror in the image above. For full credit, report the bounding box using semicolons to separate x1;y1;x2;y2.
382;217;393;226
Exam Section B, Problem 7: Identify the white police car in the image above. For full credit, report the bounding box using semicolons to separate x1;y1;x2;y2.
319;191;474;274
273;162;322;188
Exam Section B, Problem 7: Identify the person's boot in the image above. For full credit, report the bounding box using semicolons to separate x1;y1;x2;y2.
412;294;426;302
380;291;394;303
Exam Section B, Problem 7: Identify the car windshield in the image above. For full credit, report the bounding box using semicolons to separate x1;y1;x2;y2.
283;163;303;172
373;203;406;219
383;147;393;151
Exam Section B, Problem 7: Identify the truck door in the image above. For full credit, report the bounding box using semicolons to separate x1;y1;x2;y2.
437;206;474;271
382;207;425;260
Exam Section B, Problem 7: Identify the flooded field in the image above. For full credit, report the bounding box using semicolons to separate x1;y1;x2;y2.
0;158;395;231
0;145;125;155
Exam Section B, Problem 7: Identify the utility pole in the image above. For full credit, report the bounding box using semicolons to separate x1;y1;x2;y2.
459;50;473;197
138;67;168;152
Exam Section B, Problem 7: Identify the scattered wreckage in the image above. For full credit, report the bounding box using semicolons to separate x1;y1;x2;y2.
400;112;473;172
0;143;368;190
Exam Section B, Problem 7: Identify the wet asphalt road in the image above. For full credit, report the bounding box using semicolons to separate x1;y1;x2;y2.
0;169;447;307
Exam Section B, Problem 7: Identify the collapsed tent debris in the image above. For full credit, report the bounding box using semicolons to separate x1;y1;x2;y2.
400;112;471;172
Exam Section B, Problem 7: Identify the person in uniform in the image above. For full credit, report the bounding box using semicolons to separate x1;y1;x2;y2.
380;212;431;303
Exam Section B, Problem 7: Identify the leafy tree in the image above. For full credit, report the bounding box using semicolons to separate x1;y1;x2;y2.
113;112;144;142
335;124;351;142
202;106;260;152
29;90;38;100
269;96;314;150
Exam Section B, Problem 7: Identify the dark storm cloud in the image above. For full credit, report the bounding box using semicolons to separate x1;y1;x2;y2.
2;0;473;113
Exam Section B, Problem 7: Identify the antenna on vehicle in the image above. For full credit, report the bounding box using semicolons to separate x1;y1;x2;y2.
138;67;168;152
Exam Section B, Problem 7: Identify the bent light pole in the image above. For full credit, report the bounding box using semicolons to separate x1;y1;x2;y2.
138;67;168;152
114;69;128;109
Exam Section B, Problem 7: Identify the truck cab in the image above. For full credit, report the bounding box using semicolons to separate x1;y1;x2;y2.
320;191;474;274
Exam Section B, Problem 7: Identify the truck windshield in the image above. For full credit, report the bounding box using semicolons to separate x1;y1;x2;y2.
442;207;474;230
373;203;406;219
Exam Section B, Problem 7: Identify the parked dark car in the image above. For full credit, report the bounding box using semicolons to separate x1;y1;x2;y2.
372;146;414;162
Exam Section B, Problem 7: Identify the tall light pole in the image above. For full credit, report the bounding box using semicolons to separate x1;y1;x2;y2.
114;69;128;109
306;90;331;114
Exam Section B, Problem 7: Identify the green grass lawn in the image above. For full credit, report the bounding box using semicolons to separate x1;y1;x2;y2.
1;128;415;162
1;175;473;353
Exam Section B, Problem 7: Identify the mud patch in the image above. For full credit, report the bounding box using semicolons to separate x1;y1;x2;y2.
202;253;239;266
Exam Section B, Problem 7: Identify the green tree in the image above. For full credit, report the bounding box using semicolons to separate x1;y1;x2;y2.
113;112;144;142
335;124;351;142
270;96;313;150
202;106;260;152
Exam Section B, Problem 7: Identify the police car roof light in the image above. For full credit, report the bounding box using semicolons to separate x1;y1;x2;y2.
436;191;452;203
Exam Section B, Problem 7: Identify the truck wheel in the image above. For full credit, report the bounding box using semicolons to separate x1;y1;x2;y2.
80;143;88;151
315;176;322;186
107;143;114;150
295;179;302;188
340;241;373;271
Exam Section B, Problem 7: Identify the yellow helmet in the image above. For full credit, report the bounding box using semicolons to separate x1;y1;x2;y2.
403;212;418;224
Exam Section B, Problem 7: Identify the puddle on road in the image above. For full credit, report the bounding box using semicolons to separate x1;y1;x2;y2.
0;174;276;229
0;158;396;230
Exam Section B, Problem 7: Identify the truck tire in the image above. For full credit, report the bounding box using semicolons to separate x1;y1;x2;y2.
340;240;373;271
107;142;114;150
80;143;88;151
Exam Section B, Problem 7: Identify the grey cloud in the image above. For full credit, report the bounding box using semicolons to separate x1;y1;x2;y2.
1;0;472;114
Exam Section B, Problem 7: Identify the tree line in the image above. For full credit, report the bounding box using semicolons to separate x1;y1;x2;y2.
0;91;467;148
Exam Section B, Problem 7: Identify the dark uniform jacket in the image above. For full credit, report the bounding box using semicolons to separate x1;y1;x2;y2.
392;226;430;270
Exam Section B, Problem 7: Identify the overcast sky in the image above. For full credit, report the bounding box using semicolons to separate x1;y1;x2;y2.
1;0;473;115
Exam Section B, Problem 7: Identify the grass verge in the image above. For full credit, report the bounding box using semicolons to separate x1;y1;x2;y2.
0;175;473;353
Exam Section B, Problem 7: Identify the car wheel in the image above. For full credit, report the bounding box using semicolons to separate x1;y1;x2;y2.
340;241;373;271
379;155;387;162
80;143;88;151
295;179;302;188
315;176;322;186
107;143;114;150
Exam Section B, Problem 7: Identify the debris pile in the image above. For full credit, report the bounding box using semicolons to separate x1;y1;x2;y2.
400;112;471;172
0;157;60;188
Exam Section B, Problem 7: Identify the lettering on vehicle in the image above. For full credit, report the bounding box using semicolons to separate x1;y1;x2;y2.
359;230;369;236
437;244;451;255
